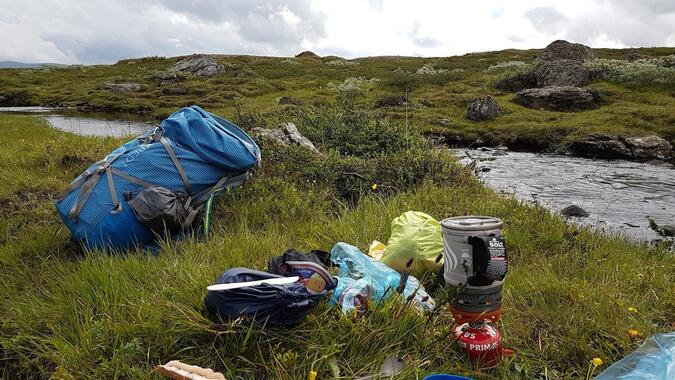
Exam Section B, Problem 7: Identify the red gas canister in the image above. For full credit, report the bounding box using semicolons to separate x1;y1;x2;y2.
452;320;503;369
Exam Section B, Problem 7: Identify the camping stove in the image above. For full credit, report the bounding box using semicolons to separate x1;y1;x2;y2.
440;216;507;314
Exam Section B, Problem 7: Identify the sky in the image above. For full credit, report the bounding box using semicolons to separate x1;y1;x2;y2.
1;0;674;64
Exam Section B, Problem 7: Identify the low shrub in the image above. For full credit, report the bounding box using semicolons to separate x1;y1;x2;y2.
585;55;675;88
486;61;528;72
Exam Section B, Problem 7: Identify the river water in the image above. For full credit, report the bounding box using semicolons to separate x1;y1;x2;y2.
453;148;674;241
0;106;154;137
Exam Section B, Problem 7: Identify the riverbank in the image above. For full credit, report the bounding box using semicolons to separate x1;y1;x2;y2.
0;44;673;163
1;113;673;378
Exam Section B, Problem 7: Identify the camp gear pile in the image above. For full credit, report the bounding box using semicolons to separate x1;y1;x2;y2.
55;106;260;251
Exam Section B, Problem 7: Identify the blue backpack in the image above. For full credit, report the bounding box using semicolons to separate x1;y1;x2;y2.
55;106;261;251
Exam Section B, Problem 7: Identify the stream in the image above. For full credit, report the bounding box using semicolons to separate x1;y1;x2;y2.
453;148;674;241
0;106;154;137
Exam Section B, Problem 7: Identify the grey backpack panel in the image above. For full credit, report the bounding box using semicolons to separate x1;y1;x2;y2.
128;186;188;233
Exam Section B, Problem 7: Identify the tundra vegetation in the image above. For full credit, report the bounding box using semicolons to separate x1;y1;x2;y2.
0;46;674;379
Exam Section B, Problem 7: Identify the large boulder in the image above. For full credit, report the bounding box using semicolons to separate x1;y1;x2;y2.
513;86;599;112
252;122;320;154
569;134;673;160
536;40;596;63
169;55;224;77
534;59;590;87
466;96;501;121
102;82;141;92
533;40;595;88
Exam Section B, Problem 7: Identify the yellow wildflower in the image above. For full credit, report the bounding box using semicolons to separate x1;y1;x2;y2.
591;357;603;367
308;370;317;380
371;183;378;190
628;329;639;338
628;307;637;313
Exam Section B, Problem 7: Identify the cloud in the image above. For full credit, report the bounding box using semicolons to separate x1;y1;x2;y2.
525;7;567;34
0;0;673;64
0;0;326;64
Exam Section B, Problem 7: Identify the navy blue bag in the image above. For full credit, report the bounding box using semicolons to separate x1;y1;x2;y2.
204;268;326;326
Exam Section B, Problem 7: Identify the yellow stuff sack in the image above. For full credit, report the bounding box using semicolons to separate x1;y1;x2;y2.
381;211;444;276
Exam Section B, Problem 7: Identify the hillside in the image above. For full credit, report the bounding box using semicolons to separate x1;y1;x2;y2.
0;43;674;379
0;44;673;156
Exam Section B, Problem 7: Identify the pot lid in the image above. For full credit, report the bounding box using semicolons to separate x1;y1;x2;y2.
441;216;503;231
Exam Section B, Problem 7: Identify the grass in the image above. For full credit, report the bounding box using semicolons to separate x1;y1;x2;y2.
1;111;674;379
1;46;674;151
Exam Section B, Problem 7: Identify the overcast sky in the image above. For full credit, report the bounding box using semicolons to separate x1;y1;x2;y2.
1;0;674;64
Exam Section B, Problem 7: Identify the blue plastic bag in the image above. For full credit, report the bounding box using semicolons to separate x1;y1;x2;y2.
595;332;675;379
330;242;435;315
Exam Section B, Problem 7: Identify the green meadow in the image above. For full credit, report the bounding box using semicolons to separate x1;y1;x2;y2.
1;47;674;379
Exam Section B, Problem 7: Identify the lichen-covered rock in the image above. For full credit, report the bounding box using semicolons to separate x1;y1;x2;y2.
624;135;673;160
536;40;596;63
513;86;599;112
466;96;500;121
252;122;320;154
534;59;590;87
102;82;141;92
169;55;224;77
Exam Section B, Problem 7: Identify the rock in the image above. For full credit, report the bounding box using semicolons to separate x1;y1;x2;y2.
536;40;596;63
661;225;675;237
569;134;631;158
374;94;407;108
277;96;303;106
432;118;452;127
623;135;673;160
494;71;537;92
466;96;500;121
295;51;321;59
561;205;590;218
102;82;141;92
252;122;320;154
534;59;590;87
569;133;673;160
169;54;224;77
513;86;599;112
624;48;642;62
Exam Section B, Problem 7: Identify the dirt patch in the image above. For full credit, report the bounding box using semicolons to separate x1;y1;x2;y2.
60;154;93;170
0;188;57;215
